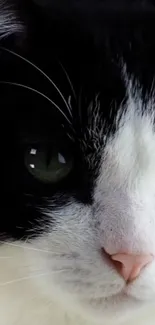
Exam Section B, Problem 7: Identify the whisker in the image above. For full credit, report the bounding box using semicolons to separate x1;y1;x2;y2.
0;241;52;254
0;272;50;287
59;61;76;100
0;267;70;287
0;81;71;125
0;47;72;117
0;241;76;259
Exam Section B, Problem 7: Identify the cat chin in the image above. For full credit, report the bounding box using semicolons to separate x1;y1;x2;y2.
77;294;148;324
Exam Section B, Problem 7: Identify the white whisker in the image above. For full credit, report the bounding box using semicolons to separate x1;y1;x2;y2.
0;268;69;287
0;272;49;287
0;241;52;254
68;95;72;110
59;61;76;100
0;47;72;117
0;81;71;125
0;241;74;258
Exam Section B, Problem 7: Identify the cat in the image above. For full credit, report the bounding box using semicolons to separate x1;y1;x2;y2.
1;0;155;324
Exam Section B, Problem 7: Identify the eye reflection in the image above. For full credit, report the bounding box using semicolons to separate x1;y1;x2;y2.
25;145;73;183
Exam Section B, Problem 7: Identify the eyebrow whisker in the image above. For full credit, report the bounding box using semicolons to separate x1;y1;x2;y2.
0;46;73;117
0;80;72;125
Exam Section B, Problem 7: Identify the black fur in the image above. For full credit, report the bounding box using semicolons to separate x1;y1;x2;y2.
1;0;155;239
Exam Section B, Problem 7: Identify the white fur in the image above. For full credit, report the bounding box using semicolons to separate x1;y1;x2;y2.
1;80;155;324
0;1;22;39
1;242;155;325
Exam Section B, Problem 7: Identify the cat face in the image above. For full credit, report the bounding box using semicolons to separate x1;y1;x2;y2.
1;1;155;324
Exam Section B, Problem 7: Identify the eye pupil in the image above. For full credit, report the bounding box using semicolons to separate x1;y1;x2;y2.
25;145;72;183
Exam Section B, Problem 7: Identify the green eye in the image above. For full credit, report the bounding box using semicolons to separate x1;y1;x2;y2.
25;146;73;183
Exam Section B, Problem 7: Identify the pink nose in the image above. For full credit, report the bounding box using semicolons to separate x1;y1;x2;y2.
111;253;153;282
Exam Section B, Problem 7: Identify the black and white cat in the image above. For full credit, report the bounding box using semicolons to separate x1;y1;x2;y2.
1;0;155;324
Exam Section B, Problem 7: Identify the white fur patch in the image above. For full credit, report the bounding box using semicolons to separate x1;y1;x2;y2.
0;241;155;325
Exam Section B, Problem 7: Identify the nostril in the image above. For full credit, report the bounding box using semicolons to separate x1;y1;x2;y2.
111;259;123;276
111;253;154;282
101;248;154;282
111;258;135;282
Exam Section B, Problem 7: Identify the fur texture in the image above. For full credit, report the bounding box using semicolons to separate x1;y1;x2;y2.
1;1;155;324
